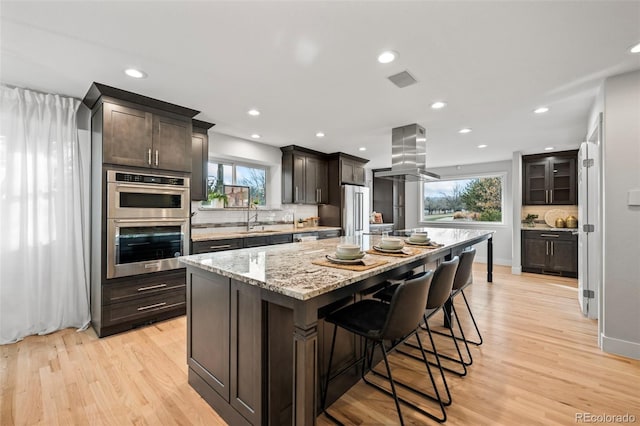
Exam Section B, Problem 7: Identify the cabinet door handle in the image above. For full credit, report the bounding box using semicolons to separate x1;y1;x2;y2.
208;244;231;249
138;283;168;292
540;234;559;238
137;302;167;311
551;241;554;256
545;190;548;204
550;190;553;203
295;186;298;203
155;150;159;166
147;148;152;165
546;240;549;255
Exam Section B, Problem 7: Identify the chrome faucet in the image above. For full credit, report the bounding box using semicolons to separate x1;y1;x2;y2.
247;210;259;231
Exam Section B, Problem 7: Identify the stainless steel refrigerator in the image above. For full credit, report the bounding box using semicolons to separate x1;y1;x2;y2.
342;185;370;237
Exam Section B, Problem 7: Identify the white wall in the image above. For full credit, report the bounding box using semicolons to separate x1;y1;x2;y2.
405;160;513;266
600;70;640;359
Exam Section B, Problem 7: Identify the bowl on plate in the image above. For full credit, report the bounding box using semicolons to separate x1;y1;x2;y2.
335;244;362;259
379;237;404;250
409;232;428;243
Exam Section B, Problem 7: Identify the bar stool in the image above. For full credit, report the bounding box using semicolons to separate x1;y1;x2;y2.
373;257;467;377
432;248;479;366
321;271;448;424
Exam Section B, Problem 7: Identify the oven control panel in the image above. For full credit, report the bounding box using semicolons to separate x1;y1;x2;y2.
115;172;185;186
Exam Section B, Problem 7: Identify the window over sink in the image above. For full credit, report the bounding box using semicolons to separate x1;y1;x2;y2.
204;161;267;207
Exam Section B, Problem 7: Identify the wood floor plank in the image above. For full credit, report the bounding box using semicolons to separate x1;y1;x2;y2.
1;264;639;425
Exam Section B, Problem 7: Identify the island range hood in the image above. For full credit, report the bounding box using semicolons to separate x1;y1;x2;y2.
374;124;440;182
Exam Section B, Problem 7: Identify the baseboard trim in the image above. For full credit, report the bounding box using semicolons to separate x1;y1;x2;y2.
601;334;640;360
511;265;522;275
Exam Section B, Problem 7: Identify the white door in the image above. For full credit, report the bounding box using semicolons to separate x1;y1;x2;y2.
578;140;601;319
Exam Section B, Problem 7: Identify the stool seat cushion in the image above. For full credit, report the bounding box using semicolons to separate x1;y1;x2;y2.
325;300;390;340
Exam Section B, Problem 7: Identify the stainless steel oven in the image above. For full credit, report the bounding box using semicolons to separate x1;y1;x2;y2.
106;218;189;279
107;170;190;219
106;169;190;279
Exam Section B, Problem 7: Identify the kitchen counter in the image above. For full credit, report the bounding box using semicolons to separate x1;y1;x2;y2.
181;228;494;301
180;227;494;425
191;225;341;242
521;225;578;232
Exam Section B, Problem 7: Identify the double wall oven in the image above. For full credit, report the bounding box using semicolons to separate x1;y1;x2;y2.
106;169;190;279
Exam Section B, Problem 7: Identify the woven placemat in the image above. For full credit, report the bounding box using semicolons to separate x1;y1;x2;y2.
311;258;388;271
365;247;422;257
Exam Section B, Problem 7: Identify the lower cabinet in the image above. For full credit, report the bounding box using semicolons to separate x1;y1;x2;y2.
98;269;186;337
192;238;244;254
521;230;577;277
188;270;262;425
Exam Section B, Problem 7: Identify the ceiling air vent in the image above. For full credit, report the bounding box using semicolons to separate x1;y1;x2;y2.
387;70;417;88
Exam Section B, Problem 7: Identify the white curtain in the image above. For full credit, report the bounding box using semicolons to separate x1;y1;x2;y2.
0;85;90;344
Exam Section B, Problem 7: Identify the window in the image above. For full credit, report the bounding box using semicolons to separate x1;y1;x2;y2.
421;174;504;223
206;161;267;206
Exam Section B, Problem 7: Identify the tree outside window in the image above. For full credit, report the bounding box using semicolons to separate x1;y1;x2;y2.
204;162;266;207
422;175;503;223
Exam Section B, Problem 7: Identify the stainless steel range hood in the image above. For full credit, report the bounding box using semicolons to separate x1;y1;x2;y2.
374;124;440;181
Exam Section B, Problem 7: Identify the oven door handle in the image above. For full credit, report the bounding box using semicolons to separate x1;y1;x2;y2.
113;218;188;224
112;182;188;192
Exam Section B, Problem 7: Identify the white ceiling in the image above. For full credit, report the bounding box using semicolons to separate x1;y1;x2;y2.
2;1;639;169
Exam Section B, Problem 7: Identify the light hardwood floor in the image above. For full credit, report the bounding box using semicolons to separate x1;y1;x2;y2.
2;265;639;425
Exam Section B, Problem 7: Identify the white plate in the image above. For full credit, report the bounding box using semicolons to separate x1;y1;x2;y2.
404;238;431;246
372;245;405;254
544;209;568;227
333;252;365;260
326;254;366;264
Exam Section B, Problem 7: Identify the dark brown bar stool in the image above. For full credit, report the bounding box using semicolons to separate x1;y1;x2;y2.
321;271;450;424
374;257;468;377
432;248;481;367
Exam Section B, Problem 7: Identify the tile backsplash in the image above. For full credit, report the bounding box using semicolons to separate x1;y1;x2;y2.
521;205;578;223
191;202;319;234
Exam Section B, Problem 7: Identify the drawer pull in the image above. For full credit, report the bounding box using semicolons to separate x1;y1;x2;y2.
540;234;560;238
137;283;168;292
137;302;167;311
208;244;231;249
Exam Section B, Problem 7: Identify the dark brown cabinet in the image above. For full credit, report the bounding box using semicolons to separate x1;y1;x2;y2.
192;238;244;254
521;230;577;277
102;102;192;172
523;151;577;205
340;157;366;186
187;271;262;425
191;120;215;201
281;146;328;204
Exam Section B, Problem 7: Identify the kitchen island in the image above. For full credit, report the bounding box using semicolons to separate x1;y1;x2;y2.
179;228;494;425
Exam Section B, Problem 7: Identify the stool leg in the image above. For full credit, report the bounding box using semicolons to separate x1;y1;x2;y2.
461;290;483;345
380;341;405;426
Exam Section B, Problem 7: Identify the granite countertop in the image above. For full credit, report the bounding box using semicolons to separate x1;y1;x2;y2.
521;225;578;232
192;226;342;242
180;228;494;301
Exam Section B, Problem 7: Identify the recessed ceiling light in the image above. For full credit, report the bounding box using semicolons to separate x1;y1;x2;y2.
477;144;487;149
247;109;260;116
630;42;640;53
431;101;447;109
544;146;555;151
124;68;147;79
251;134;261;139
359;147;367;151
377;50;397;64
458;128;472;134
316;132;325;138
534;106;550;114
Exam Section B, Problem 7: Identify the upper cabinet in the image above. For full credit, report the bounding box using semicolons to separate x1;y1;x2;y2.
523;150;577;205
340;156;367;186
83;82;200;173
191;119;216;201
281;146;328;204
